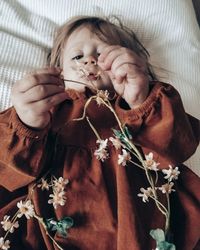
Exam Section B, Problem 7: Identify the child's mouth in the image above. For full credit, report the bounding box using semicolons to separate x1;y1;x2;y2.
86;73;99;81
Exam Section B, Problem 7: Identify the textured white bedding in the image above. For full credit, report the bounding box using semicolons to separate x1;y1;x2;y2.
0;0;199;175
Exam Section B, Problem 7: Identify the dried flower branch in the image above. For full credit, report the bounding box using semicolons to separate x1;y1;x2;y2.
0;176;72;250
0;63;177;250
68;64;177;249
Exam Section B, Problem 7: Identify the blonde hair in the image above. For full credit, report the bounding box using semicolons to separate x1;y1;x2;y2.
50;15;156;80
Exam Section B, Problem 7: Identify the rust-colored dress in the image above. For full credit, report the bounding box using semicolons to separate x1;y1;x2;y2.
0;82;199;250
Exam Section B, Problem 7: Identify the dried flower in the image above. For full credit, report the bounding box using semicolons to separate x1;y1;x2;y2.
96;90;109;105
0;237;10;250
53;177;69;192
37;178;50;191
162;165;180;182
0;215;19;233
144;152;160;171
158;182;175;194
94;139;109;162
118;149;131;166
17;200;35;219
137;187;153;202
48;191;67;209
94;148;109;162
96;139;108;150
109;137;122;150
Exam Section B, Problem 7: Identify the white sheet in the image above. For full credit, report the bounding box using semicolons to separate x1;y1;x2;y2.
0;0;199;175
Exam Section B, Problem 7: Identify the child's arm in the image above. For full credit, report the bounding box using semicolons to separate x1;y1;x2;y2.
0;67;68;191
0;107;49;191
115;81;200;167
98;45;149;109
11;67;67;129
99;45;199;166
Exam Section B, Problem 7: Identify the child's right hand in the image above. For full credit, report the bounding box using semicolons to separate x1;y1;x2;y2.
11;67;67;129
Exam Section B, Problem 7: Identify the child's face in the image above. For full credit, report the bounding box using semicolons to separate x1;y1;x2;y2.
62;26;113;92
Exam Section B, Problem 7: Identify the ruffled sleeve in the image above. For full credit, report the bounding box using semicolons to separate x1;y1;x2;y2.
115;82;199;167
0;107;50;191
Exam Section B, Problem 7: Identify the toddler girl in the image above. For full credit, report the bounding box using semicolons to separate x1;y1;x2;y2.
0;16;199;250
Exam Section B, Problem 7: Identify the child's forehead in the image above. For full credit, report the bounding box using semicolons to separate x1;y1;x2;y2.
64;26;108;49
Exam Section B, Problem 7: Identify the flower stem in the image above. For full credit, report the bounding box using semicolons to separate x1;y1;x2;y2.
34;214;64;250
86;116;101;140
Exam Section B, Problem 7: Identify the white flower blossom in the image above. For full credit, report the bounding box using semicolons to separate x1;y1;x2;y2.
162;165;180;182
96;90;109;105
0;237;10;250
137;187;153;202
144;152;160;171
118;149;131;166
94;139;109;162
17;200;35;219
109;137;122;150
158;182;175;194
96;139;108;150
0;215;19;233
48;191;67;209
94;148;109;162
37;178;50;191
53;177;69;192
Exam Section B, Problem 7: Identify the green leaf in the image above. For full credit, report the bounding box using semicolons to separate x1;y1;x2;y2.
112;128;123;139
150;229;176;250
124;126;132;139
157;241;176;250
112;128;132;150
150;229;165;242
44;217;74;237
58;217;74;230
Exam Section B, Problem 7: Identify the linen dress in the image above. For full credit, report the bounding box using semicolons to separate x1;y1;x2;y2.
0;82;199;250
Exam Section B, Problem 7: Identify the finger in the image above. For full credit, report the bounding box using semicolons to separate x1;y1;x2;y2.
99;49;125;71
98;45;121;65
22;84;65;103
113;64;145;84
111;53;145;73
16;74;64;93
99;47;146;73
29;67;62;76
29;92;68;113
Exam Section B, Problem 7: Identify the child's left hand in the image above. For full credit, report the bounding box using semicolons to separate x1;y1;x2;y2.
98;45;149;109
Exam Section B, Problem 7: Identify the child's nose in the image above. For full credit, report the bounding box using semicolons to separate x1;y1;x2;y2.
84;56;97;65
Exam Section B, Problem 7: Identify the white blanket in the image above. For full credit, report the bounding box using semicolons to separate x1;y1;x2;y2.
0;0;199;175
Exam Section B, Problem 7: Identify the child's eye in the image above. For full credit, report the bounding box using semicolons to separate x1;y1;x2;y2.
97;53;101;57
72;55;83;60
